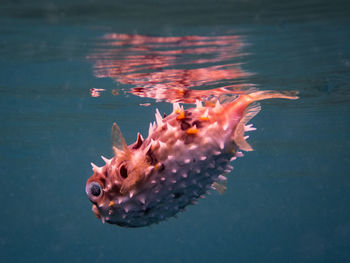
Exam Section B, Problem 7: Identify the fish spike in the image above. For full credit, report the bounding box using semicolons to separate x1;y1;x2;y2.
129;190;135;198
189;144;198;150
174;139;183;148
137;132;144;141
195;99;203;108
148;122;155;137
101;155;112;165
203;137;213;144
145;166;154;177
236;151;244;157
208;121;219;130
130;132;144;150
133;132;144;148
227;164;234;170
138;195;146;204
184;158;191;164
223;122;229;131
186;125;198;135
199;109;210;121
230;156;237;162
203;109;209;117
218;175;227;181
91;162;103;174
244;124;256;132
151;139;160;150
159;140;166;149
143;141;152;154
166;122;176;133
155;108;163;126
214;100;223;112
173;102;180;112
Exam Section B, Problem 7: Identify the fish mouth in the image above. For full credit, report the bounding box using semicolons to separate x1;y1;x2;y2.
91;204;101;219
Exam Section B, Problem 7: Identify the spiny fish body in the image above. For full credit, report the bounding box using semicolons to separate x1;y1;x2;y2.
85;90;298;227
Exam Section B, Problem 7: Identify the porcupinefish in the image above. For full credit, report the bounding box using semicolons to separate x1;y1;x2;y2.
85;90;298;227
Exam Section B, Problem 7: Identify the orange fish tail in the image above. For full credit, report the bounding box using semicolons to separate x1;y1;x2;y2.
229;90;299;152
247;90;299;102
230;90;299;114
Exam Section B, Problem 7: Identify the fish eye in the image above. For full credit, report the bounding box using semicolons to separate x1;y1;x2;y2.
86;182;103;202
119;164;128;179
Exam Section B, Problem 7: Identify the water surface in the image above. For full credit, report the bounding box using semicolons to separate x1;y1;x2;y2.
1;0;350;262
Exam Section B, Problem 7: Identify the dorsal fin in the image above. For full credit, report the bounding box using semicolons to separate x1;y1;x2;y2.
111;122;130;154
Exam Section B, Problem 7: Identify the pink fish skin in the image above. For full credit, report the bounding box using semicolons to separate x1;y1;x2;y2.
85;90;298;227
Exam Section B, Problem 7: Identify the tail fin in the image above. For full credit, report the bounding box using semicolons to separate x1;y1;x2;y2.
232;90;299;151
247;90;299;102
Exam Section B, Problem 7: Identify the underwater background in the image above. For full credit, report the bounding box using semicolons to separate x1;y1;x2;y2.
1;0;349;262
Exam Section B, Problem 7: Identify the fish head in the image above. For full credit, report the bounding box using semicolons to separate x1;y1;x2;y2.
85;125;150;225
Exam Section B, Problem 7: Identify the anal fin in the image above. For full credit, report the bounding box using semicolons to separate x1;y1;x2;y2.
212;182;227;195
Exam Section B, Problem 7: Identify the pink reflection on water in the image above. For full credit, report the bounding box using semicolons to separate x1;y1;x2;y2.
88;33;253;102
90;88;105;97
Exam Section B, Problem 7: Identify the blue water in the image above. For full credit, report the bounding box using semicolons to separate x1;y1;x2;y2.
1;1;350;262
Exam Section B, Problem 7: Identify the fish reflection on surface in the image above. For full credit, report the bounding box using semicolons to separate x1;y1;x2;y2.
88;33;253;103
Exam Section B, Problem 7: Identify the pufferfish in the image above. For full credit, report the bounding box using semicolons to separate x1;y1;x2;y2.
85;90;298;227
